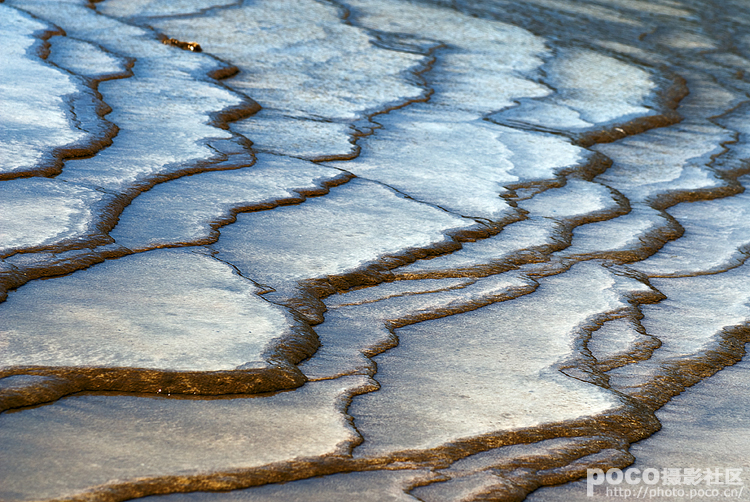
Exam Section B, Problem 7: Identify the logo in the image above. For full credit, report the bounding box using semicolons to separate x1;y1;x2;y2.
587;467;745;499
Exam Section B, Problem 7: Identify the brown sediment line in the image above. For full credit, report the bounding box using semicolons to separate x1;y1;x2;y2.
8;6;750;502
3;1;262;249
118;169;357;251
296;54;750;502
0;365;307;413
395;305;750;500
273;218;498;327
0;18;505;406
300;0;443;163
1;1;691;411
0;174;353;408
0;11;130;181
19;264;674;500
74;5;750;502
297;57;442;164
0;0;543;414
0;198;125;262
574;70;688;149
614;324;750;412
0;244;126;303
408;434;639;501
28;395;660;502
586;314;662;376
0;185;495;411
0;0;441;269
391;161;631;282
473;326;750;501
0;167;355;291
445;448;636;502
557;284;666;389
207;64;239;81
486;43;689;149
0;264;672;500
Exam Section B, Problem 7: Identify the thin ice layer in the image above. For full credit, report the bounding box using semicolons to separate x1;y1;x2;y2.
394;218;560;278
47;35;128;78
329;109;585;220
594;121;728;204
530;354;750;501
0;178;105;257
98;0;238;18
0;5;85;176
10;0;248;193
558;74;740;263
587;317;654;370
213;179;474;291
0;376;369;502
300;273;536;380
634;175;750;277
0;249;306;391
323;1;587;220
414;436;617;502
624;354;750;481
235;116;358;160
149;0;427;159
606;262;750;396
493;48;658;133
558;205;672;259
517;179;620;218
138;470;433;502
345;0;549;112
110;154;348;251
349;262;641;458
642;265;750;358
546;48;656;124
394;178;618;278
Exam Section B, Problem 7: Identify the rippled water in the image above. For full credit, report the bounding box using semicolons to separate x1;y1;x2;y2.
2;0;750;500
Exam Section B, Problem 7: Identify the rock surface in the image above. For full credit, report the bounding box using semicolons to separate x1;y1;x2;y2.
2;0;750;500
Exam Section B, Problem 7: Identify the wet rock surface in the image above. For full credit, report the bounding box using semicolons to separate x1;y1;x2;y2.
2;0;750;501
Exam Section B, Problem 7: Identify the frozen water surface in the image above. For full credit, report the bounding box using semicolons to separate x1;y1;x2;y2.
144;0;428;160
98;0;238;19
213;179;476;297
0;376;371;501
139;470;434;502
9;0;250;194
528;353;750;501
0;5;87;177
349;262;644;458
4;0;750;500
110;154;349;251
493;48;659;137
0;249;310;396
634;174;750;277
47;36;128;79
0;179;105;256
300;272;536;381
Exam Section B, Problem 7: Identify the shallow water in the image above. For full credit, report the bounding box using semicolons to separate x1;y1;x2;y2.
2;0;750;500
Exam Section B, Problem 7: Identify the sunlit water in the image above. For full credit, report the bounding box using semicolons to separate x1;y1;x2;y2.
2;0;750;500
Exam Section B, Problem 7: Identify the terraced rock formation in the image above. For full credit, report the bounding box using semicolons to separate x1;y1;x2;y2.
2;0;750;500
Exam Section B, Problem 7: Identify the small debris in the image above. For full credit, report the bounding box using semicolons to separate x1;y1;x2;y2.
162;37;202;52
